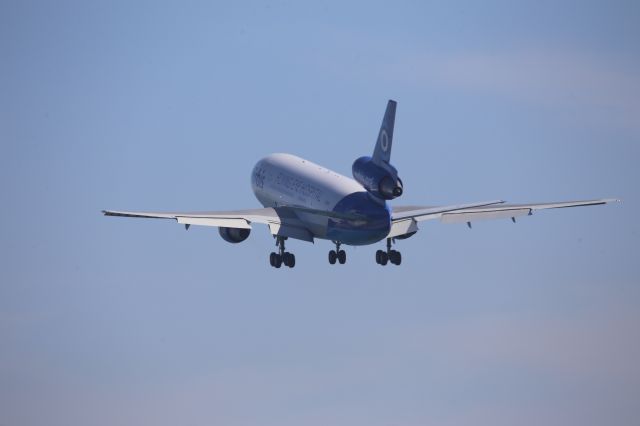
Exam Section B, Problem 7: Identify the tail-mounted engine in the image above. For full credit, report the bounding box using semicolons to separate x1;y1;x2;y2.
219;227;251;243
352;156;403;200
353;100;403;200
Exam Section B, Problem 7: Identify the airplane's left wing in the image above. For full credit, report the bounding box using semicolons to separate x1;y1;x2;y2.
103;207;278;228
388;198;619;238
103;207;316;242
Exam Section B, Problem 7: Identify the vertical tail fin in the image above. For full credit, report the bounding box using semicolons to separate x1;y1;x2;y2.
372;100;397;165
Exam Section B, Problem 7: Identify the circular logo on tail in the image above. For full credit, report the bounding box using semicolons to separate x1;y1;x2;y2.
380;129;389;152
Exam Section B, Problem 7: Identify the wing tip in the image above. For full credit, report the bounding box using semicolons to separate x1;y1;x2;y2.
596;198;621;205
103;210;128;217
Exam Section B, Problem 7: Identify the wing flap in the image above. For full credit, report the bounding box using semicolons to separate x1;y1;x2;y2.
176;217;251;229
387;218;419;238
441;208;531;224
391;200;505;222
268;223;315;242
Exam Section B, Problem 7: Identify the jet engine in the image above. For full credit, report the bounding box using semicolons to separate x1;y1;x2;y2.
352;156;403;200
218;227;251;243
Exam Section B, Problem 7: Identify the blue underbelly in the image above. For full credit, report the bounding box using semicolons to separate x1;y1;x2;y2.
326;192;391;245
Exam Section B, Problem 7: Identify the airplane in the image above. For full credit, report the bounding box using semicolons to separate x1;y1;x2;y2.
103;100;618;268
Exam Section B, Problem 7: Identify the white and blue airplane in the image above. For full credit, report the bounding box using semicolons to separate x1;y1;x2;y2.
104;100;618;268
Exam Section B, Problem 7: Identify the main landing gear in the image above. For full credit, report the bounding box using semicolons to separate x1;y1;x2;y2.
269;236;295;268
328;241;346;265
376;238;401;266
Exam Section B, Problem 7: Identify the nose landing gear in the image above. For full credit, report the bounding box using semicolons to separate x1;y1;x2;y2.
329;241;346;265
269;236;295;268
376;238;401;266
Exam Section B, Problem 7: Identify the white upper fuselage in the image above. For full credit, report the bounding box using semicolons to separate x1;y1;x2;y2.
251;153;362;209
251;153;392;244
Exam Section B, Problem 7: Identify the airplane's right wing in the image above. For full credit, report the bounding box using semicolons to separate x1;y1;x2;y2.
388;198;619;238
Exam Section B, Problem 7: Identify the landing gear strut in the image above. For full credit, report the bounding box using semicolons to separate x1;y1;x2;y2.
329;241;346;265
269;236;295;268
376;238;401;266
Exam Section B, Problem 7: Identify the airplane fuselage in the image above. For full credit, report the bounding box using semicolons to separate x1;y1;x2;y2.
251;153;391;245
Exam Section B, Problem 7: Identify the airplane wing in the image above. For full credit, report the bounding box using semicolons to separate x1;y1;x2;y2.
103;207;316;242
388;198;619;238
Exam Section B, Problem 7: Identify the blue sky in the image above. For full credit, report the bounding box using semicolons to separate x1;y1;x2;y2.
1;1;638;425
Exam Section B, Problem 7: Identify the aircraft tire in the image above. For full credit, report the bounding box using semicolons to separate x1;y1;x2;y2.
338;250;346;264
328;250;337;264
379;251;388;266
283;252;295;268
389;250;401;265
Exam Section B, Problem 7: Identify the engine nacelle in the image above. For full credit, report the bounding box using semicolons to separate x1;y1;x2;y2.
352;156;403;200
218;227;251;243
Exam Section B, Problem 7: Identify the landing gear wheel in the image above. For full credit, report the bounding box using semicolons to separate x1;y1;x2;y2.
270;236;294;269
337;250;346;264
269;252;282;268
329;242;345;265
376;238;401;266
376;249;389;265
389;250;401;265
283;252;296;268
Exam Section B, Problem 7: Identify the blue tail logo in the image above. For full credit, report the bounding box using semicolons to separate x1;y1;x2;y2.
372;100;396;164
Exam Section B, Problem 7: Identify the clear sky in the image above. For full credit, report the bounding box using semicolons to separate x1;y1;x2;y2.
1;1;638;425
